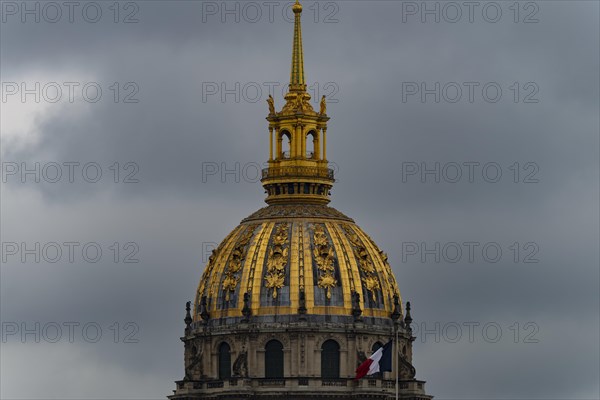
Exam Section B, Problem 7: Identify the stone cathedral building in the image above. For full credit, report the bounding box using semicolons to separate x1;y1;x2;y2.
170;2;432;399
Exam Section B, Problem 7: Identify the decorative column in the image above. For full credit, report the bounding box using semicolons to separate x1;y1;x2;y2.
269;127;274;161
322;127;327;160
277;130;282;159
302;129;307;158
295;124;302;158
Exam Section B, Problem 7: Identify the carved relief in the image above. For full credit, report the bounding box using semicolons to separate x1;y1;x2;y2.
378;251;399;294
196;248;219;315
281;92;315;115
342;225;381;302
185;342;204;380
264;223;290;299
357;350;367;367
222;225;258;302
197;249;216;297
233;350;249;377
310;224;338;299
399;352;417;380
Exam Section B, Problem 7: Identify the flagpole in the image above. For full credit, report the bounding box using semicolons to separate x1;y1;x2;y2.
395;321;399;400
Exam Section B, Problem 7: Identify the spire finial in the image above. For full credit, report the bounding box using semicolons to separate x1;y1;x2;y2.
404;301;413;328
293;0;302;13
289;0;305;92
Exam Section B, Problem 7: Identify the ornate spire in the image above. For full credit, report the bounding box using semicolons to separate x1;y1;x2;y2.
289;0;305;92
262;0;332;205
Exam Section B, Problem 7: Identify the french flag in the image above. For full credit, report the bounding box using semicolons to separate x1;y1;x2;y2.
355;340;393;379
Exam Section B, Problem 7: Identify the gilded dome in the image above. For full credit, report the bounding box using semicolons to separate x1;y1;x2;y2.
194;204;402;324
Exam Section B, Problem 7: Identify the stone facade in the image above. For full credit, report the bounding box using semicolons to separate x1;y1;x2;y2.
169;312;432;399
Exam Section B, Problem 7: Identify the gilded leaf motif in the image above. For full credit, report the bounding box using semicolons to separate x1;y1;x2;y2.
265;272;285;298
311;224;339;300
221;225;258;302
342;224;381;303
318;274;337;299
263;224;289;299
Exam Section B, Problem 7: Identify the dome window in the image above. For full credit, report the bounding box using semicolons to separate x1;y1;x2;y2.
321;339;340;379
218;342;231;379
265;340;284;378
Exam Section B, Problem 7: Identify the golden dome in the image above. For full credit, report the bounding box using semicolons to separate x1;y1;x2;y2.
194;204;401;322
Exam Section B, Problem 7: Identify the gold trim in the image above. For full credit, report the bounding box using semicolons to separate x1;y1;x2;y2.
290;223;301;308
221;224;258;303
249;223;274;310
195;226;239;313
330;223;363;312
236;223;265;309
206;225;245;314
302;222;316;310
355;229;399;313
298;223;305;292
341;224;381;303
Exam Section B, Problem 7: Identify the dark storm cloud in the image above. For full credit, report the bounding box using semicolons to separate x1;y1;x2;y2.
1;1;598;399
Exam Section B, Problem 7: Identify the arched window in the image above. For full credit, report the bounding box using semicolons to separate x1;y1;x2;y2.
306;130;318;159
265;340;284;378
280;130;291;159
321;339;340;378
218;342;231;379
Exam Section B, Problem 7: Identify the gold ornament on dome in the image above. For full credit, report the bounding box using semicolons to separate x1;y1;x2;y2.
264;224;290;299
342;224;380;302
311;224;338;299
266;246;289;272
265;273;285;298
318;275;337;299
380;250;400;296
222;225;257;302
362;275;380;299
197;249;216;297
222;275;239;298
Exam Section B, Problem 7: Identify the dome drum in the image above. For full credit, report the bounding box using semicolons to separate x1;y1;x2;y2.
171;321;424;399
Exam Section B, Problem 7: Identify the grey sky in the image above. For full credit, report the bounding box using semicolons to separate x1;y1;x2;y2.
1;1;599;399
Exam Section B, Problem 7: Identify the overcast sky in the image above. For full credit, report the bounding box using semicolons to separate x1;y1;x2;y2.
1;1;599;399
